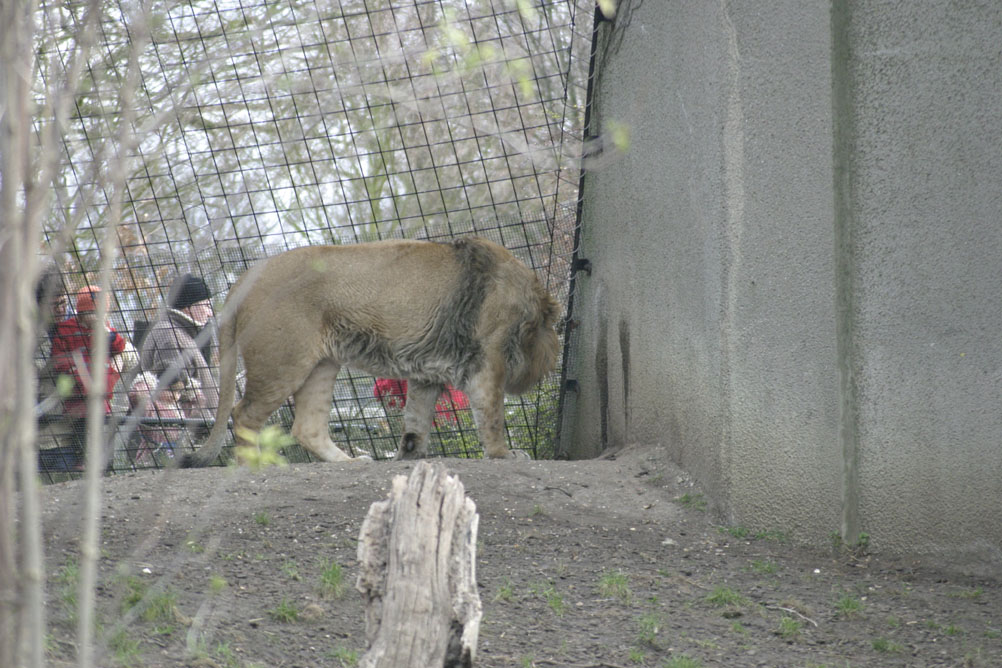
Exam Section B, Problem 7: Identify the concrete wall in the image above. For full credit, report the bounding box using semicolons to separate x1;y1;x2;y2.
564;0;1002;571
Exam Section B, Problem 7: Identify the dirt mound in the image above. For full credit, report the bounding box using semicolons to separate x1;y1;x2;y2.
40;446;1002;667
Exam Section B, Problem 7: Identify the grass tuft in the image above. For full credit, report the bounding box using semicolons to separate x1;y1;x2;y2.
705;585;748;608
494;578;514;603
269;598;300;623
871;636;904;653
675;493;706;511
598;569;632;604
317;558;346;600
636;612;663;648
835;593;864;619
778;615;802;641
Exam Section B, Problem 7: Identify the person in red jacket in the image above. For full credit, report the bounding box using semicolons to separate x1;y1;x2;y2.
373;378;470;424
50;286;128;463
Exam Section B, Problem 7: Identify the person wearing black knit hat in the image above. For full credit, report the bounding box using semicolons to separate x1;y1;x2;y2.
168;274;212;311
138;273;219;444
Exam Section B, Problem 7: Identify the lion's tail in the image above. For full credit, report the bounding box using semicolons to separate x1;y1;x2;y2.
178;306;238;468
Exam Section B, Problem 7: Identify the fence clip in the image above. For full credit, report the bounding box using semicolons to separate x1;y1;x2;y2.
571;257;592;276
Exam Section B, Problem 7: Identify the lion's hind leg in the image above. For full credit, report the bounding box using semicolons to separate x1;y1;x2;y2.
291;359;355;462
395;381;443;459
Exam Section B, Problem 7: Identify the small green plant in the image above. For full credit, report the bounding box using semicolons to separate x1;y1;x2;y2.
637;612;663;647
598;570;632;604
944;624;963;636
530;581;565;616
118;575;147;613
833;532;873;560
722;525;750;539
778;615;802;641
282;560;301;581
494;578;514;603
753;529;789;543
269;598;300;623
329;646;359;667
871;636;904;653
705;585;748;608
545;586;566;616
835;593;864;618
209;575;227;594
233;424;292;469
663;655;703;668
152;623;176;636
107;628;142;667
675;493;706;511
531;503;544;517
951;587;984;600
254;511;271;526
143;590;179;623
519;655;534;668
215;641;240;668
318;558;345;600
731;621;748;635
750;559;778;575
186;539;205;554
833;531;870;558
55;559;80;620
628;647;645;663
984;627;1001;639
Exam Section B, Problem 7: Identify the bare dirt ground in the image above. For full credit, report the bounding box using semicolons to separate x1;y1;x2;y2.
40;446;1002;668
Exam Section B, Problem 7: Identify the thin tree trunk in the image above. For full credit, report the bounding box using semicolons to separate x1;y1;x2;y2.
356;461;482;668
75;7;148;663
0;2;47;666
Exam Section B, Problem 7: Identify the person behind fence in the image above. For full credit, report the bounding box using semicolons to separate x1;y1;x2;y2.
373;378;470;425
49;286;129;463
34;265;70;410
140;273;219;439
128;371;189;464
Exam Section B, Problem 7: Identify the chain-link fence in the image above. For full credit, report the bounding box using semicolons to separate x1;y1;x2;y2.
32;0;596;481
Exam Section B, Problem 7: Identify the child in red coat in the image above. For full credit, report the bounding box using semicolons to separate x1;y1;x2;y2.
373;378;470;424
50;286;127;462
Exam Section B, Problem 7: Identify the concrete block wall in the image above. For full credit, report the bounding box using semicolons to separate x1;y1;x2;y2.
563;0;1002;572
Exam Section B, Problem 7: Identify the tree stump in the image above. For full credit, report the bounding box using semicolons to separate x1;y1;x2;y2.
356;461;482;668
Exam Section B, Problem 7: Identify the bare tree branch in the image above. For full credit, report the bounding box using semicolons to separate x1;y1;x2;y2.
75;4;153;665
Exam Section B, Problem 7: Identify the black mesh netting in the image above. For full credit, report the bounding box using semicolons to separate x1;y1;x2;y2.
32;0;596;480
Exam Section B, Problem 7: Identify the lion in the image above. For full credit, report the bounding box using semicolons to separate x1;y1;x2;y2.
180;236;561;467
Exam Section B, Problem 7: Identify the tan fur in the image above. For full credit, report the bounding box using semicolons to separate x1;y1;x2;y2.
181;237;560;466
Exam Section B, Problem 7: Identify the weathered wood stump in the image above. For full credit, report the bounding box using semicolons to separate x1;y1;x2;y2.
356;461;482;668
